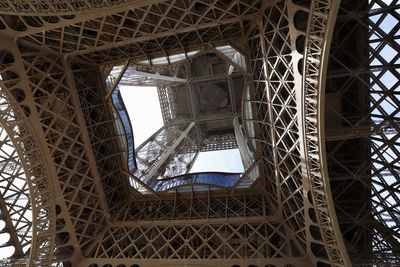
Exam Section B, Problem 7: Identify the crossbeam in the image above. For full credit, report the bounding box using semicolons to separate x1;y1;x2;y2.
143;122;195;183
119;69;187;86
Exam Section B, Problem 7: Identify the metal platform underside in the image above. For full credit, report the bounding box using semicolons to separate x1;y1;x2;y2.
0;0;398;266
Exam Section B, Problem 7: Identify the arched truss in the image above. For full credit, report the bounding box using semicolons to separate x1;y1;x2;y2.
0;0;398;266
243;0;349;265
0;50;55;266
0;0;161;16
325;0;400;265
301;1;350;265
0;125;32;260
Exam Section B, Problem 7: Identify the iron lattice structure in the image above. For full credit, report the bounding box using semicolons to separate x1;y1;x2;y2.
0;0;398;267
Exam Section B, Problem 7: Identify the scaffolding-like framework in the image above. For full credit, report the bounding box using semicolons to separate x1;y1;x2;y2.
0;0;399;266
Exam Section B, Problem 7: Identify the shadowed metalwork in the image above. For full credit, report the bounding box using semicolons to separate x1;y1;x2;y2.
0;0;398;266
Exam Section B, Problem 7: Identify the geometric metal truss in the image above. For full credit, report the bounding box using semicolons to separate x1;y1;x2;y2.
0;47;55;266
130;121;245;192
128;120;242;192
0;125;32;262
326;0;400;265
0;1;398;267
133;122;199;190
107;49;246;190
244;1;350;266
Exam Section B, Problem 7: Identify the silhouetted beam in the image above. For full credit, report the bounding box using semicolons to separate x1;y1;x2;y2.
375;221;400;253
70;15;252;56
0;192;24;256
119;70;187;86
143;122;195;183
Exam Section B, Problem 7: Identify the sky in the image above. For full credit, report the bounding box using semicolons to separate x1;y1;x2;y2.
119;85;164;147
0;1;398;259
119;85;244;173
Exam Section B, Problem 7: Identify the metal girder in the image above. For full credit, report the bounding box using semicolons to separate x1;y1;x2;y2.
157;85;173;124
209;44;251;77
0;40;58;266
231;159;261;191
187;81;197;121
142;122;195;184
116;192;271;221
0;131;27;257
132;123;204;192
123;170;158;197
78;258;308;267
324;1;400;265
119;69;187;86
0;0;398;266
201;134;237;152
243;0;351;265
227;75;237;113
0;0;167;16
16;44;113;262
105;59;130;99
68;15;253;57
10;0;260;59
300;0;351;265
374;221;400;254
325;121;400;141
114;215;277;227
75;64;138;206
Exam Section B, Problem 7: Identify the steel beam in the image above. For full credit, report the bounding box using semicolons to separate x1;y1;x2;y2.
69;15;253;56
105;59;130;99
120;70;187;86
143;122;195;183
